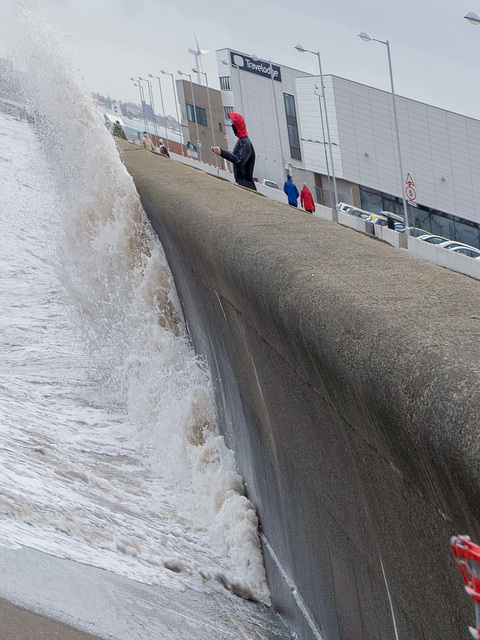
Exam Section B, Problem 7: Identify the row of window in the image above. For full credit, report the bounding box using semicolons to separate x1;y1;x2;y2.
284;93;301;161
186;103;224;134
220;76;231;91
222;94;302;161
360;187;480;249
186;103;208;127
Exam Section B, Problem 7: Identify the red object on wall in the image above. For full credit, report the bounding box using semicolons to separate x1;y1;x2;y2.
451;535;480;639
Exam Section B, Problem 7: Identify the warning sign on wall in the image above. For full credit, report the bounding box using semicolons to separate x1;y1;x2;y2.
405;173;417;201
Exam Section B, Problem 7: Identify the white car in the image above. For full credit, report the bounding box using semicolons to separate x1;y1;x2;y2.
337;202;353;213
380;211;404;224
418;234;448;244
262;179;279;189
440;240;472;250
449;246;480;259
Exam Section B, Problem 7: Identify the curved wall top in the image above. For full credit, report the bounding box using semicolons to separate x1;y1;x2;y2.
119;140;480;640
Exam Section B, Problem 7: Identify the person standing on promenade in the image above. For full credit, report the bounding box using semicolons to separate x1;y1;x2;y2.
112;120;127;140
212;113;256;191
300;182;315;214
283;175;299;208
142;132;154;152
386;211;396;230
157;138;170;157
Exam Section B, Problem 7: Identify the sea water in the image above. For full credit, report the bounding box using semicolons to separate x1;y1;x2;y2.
0;0;270;615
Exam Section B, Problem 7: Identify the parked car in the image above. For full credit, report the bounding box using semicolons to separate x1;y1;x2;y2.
337;202;353;213
441;240;473;250
417;235;478;252
449;246;480;259
262;179;279;189
380;211;404;224
397;227;429;237
418;234;447;244
337;203;371;219
370;213;389;225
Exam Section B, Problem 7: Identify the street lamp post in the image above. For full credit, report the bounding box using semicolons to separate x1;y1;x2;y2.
178;70;203;162
160;70;185;156
130;76;148;133
464;11;480;24
222;58;245;115
192;68;218;167
148;73;170;154
314;82;333;207
252;54;285;181
358;32;410;234
295;45;339;208
140;76;159;148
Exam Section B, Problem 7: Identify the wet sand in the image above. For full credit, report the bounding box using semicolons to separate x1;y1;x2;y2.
0;599;100;640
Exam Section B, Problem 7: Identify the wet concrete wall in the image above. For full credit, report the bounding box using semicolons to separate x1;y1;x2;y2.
119;140;480;640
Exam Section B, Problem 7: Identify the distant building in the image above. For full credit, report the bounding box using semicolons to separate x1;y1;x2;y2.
217;48;312;189
176;79;225;166
217;47;480;248
295;75;480;247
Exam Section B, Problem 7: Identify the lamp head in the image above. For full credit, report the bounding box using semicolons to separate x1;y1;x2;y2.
148;73;153;78
177;70;183;75
192;68;199;74
161;70;166;74
465;11;480;24
129;77;135;81
358;31;373;42
294;44;307;53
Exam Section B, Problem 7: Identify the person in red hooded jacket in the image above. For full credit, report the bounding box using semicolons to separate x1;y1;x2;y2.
212;113;256;191
300;183;315;214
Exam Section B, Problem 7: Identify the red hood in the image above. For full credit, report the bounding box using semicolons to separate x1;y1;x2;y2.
229;112;248;138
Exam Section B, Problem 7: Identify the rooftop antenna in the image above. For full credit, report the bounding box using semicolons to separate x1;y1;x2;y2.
188;32;209;85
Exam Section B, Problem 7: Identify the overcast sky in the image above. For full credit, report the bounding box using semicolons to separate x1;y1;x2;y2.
28;0;480;120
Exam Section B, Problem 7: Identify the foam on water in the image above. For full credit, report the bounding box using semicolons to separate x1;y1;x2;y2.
0;0;269;605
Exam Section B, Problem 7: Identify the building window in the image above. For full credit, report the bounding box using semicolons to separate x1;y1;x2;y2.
186;103;208;127
223;106;233;120
359;186;480;249
220;76;231;91
219;122;223;132
284;93;302;161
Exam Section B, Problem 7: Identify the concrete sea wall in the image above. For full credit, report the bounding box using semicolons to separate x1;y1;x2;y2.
119;140;480;640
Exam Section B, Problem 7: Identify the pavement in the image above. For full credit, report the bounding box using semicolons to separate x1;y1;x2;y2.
0;599;100;640
117;139;480;640
0;545;292;640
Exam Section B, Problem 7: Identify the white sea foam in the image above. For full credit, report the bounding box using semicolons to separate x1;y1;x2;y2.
0;0;269;605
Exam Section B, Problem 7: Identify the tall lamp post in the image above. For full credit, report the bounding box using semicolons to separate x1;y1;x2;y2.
252;54;285;180
314;82;333;207
295;45;339;208
192;68;218;167
139;76;159;147
148;73;170;154
358;32;410;234
178;70;203;162
130;76;148;133
160;70;184;156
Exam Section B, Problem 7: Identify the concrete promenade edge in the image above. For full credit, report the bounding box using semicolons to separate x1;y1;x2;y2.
118;140;480;640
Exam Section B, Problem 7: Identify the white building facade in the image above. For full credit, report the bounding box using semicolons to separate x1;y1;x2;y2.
216;48;312;188
297;74;480;247
217;50;480;248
